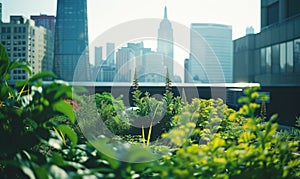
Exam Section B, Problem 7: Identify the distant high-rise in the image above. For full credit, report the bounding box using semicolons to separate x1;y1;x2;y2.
31;14;56;78
116;46;134;82
115;42;151;82
106;43;115;66
0;3;2;22
246;26;255;35
0;16;53;83
54;0;90;81
30;14;55;35
157;6;174;77
189;23;233;83
94;46;103;67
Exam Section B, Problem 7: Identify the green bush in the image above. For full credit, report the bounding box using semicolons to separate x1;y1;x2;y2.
156;87;300;179
1;44;299;178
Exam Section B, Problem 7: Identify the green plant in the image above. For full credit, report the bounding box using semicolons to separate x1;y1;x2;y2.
156;87;300;178
0;44;82;178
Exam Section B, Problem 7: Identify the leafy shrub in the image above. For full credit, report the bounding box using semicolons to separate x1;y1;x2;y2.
76;93;130;138
156;87;300;178
0;44;81;178
1;44;299;178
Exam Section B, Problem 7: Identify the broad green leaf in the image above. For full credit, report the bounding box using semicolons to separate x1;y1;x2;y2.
9;61;32;75
0;44;10;76
32;165;49;179
53;86;71;100
53;100;75;123
15;80;27;88
51;152;65;166
56;124;78;148
28;71;57;83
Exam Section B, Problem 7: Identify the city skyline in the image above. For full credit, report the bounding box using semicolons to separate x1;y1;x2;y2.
1;0;260;42
1;0;261;81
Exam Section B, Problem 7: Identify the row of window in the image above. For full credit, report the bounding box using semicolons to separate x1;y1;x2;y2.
1;27;26;33
12;75;26;80
4;46;27;52
1;41;27;46
12;69;26;74
260;39;300;74
1;35;27;39
8;53;27;58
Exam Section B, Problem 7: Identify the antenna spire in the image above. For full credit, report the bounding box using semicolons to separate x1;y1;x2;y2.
164;6;168;19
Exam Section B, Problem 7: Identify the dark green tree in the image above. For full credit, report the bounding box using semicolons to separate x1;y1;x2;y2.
165;68;172;94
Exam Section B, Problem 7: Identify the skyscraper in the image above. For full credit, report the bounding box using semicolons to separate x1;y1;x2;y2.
31;14;56;78
116;46;134;82
30;14;55;35
115;42;151;82
54;0;90;81
0;3;2;22
0;16;53;83
157;6;174;77
188;23;233;83
94;46;103;67
105;43;115;66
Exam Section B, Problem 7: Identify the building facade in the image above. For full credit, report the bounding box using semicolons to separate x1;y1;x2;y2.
30;14;55;35
115;42;154;82
0;3;2;22
157;6;174;77
54;0;90;81
0;16;53;83
30;14;56;77
94;46;103;67
233;0;300;84
188;23;233;83
105;43;115;66
95;65;115;82
116;46;135;82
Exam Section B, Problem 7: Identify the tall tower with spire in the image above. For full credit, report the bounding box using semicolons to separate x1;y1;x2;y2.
54;0;90;81
157;6;174;77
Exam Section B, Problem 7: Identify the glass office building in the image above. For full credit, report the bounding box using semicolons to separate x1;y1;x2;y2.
188;23;233;83
233;0;300;84
54;0;90;81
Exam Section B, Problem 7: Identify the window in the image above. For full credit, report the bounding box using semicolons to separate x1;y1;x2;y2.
260;48;266;74
271;44;280;74
287;41;294;72
1;27;6;33
294;39;300;73
266;47;271;74
280;43;287;73
267;2;279;26
286;0;300;18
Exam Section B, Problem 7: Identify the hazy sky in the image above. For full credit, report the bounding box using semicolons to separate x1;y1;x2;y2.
1;0;260;40
1;0;261;77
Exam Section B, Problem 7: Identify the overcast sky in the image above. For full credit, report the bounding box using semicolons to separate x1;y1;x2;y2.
1;0;261;77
